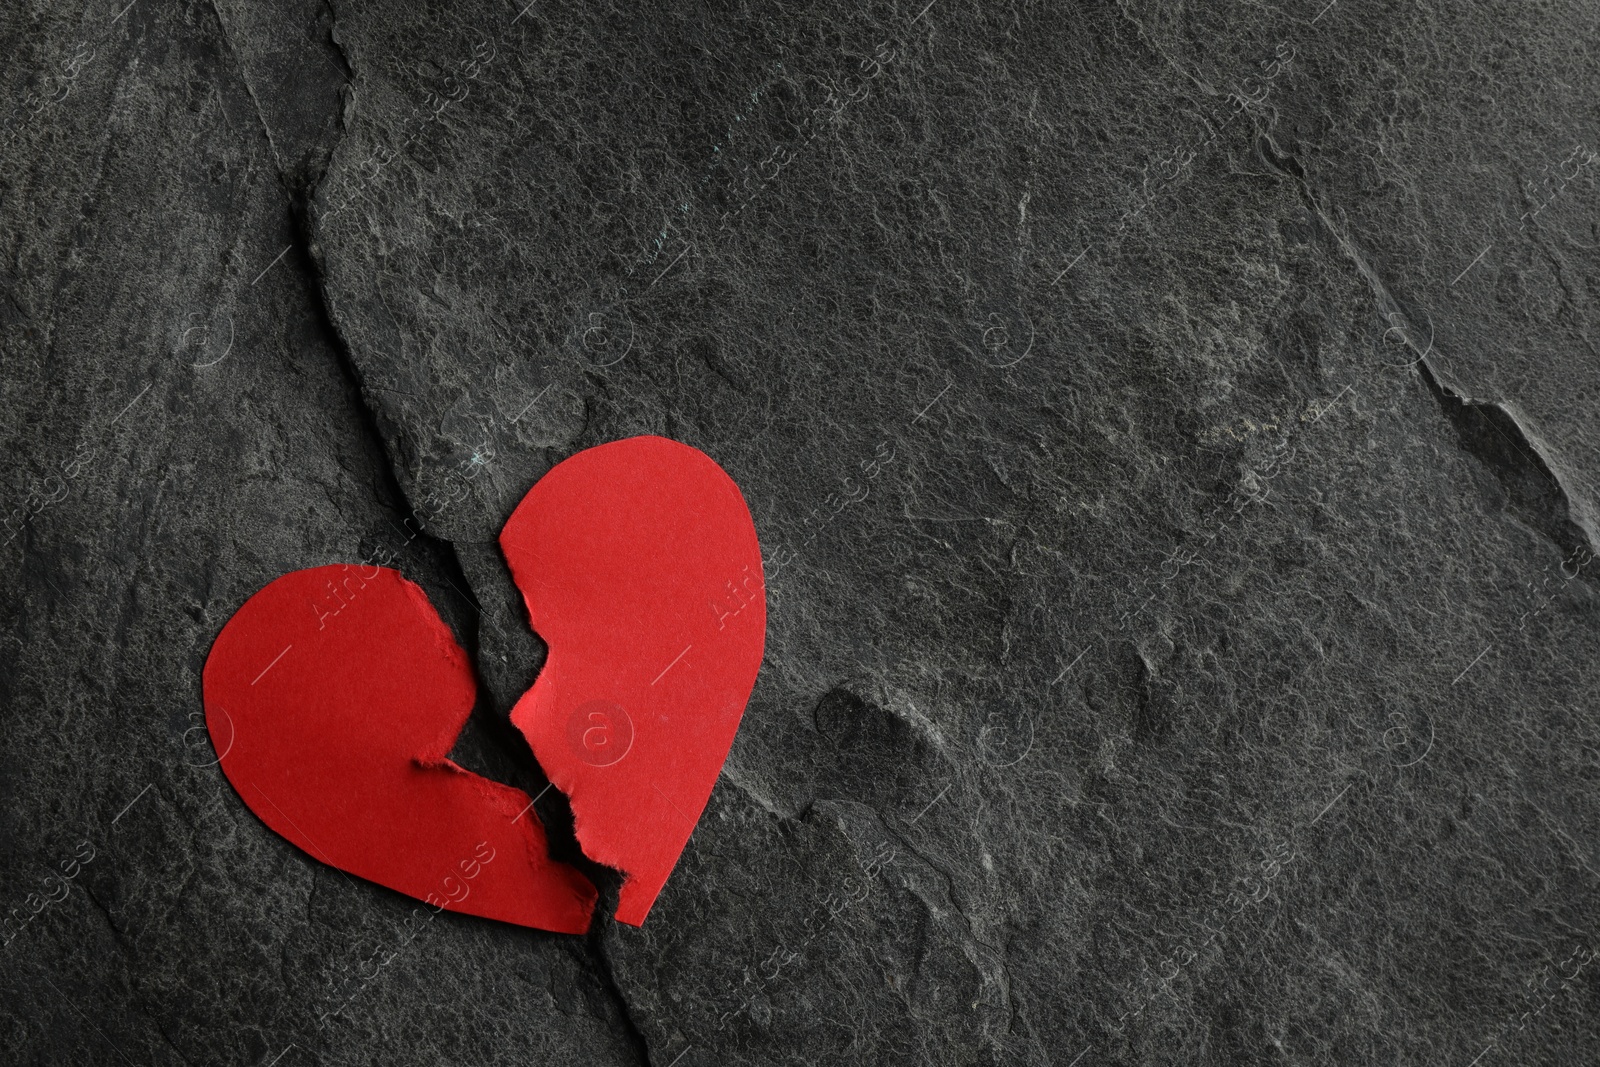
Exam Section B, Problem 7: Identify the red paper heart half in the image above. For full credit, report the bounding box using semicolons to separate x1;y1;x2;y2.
203;565;596;932
501;436;767;926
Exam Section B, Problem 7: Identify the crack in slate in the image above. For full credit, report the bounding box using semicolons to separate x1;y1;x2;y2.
292;171;655;1055
1415;360;1595;565
585;930;656;1067
203;0;288;187
321;0;356;87
1256;132;1599;564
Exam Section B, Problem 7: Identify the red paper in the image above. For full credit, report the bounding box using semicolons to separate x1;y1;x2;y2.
203;565;596;932
501;436;766;925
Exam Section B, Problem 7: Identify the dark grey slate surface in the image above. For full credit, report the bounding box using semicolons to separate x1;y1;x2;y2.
4;0;1599;1064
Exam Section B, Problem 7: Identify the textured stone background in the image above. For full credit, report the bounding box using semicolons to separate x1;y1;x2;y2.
5;0;1600;1063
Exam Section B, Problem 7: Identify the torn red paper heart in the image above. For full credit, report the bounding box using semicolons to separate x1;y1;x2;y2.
203;565;596;932
204;436;765;930
502;435;766;925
